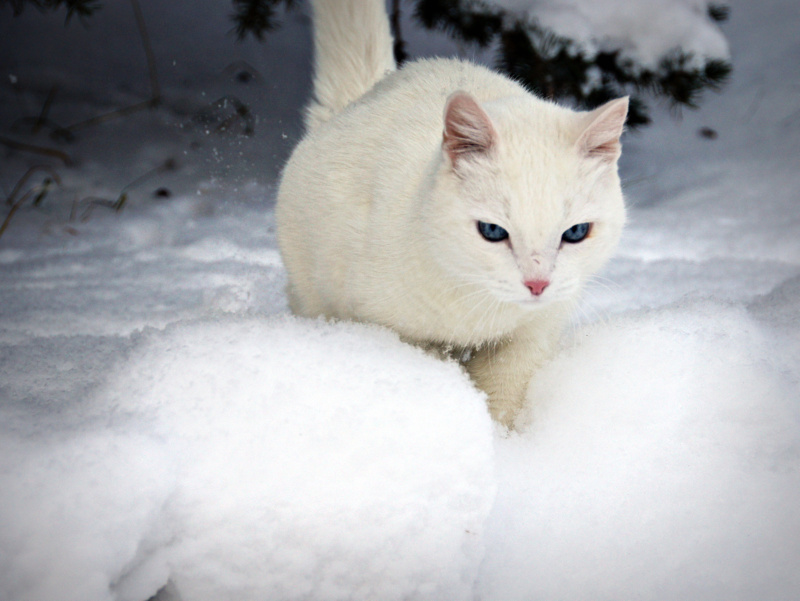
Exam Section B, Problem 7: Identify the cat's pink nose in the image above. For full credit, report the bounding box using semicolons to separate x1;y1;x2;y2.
524;279;550;296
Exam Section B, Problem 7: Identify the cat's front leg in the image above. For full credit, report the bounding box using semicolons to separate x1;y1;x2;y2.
466;317;564;427
467;339;537;427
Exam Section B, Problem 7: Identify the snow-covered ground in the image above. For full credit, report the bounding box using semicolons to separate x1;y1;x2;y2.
1;1;799;600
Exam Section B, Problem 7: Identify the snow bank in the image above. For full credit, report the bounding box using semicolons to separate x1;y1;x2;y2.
0;317;495;601
480;301;800;600
4;301;797;601
0;431;173;601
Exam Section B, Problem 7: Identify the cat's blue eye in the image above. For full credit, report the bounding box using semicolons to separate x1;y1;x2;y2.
477;221;509;242
562;222;592;244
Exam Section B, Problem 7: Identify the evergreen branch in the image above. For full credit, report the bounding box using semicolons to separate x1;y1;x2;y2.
703;59;733;89
412;0;731;128
707;3;730;22
230;0;294;41
1;0;102;22
413;0;503;47
390;0;408;65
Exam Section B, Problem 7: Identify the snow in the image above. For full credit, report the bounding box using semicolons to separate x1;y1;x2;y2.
493;0;730;67
482;302;800;600
2;317;494;601
1;1;799;600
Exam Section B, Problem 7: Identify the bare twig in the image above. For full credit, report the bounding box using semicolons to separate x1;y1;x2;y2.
118;157;177;194
61;0;161;135
5;165;62;206
0;168;61;239
71;157;175;222
62;99;157;133
130;0;161;102
0;189;34;240
0;135;73;165
77;193;128;221
11;116;73;142
33;86;59;134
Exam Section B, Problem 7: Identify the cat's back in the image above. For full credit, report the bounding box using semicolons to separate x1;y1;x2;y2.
278;58;528;217
310;58;527;148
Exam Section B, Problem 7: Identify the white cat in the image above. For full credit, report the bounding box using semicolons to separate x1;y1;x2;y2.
276;0;628;426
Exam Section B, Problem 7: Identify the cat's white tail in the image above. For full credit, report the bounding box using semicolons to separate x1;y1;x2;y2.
306;0;396;131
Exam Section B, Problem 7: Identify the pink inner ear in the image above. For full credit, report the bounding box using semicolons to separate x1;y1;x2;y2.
577;97;629;162
443;92;496;165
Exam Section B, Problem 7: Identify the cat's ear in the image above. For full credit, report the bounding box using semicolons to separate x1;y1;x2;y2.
442;92;496;166
576;96;629;163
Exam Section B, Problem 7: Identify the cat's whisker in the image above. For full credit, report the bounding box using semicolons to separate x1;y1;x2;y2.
586;273;623;294
581;274;625;317
465;296;504;340
573;302;600;329
575;286;615;329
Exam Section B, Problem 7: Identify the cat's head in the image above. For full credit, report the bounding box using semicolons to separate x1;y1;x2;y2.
426;91;628;309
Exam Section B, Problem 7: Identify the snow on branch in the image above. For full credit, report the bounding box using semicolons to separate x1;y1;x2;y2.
414;0;732;126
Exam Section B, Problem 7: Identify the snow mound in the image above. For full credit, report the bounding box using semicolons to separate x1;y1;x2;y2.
0;317;495;601
480;301;800;600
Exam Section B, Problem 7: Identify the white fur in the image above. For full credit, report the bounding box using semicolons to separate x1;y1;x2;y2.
305;0;396;131
276;0;628;425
